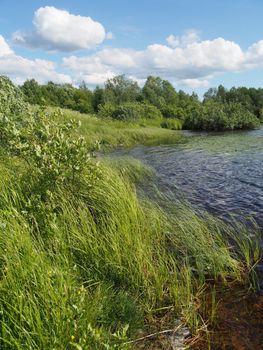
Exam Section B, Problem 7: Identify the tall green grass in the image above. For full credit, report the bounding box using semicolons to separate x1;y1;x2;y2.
0;156;260;349
55;109;184;150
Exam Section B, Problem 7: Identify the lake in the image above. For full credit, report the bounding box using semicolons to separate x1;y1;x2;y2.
113;127;263;229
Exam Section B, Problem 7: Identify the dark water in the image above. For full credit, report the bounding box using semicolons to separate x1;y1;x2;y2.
114;127;263;228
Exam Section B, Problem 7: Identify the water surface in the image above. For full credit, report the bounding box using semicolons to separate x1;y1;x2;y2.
114;127;263;228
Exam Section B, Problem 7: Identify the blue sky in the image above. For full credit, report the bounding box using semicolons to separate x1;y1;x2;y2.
0;0;263;95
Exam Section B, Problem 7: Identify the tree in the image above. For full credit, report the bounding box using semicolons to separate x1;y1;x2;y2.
203;87;218;102
73;87;94;114
104;75;141;105
21;79;43;105
162;80;178;105
92;86;105;112
142;76;165;108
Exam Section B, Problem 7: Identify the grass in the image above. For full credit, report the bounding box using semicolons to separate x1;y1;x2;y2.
0;151;260;349
57;109;184;150
0;107;261;349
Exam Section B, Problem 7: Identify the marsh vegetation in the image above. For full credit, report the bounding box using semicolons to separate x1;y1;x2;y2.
0;76;261;349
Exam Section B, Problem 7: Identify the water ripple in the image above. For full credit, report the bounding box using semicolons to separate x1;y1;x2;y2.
114;127;263;228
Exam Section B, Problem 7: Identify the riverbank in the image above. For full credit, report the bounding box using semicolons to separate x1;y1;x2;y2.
0;106;261;349
60;108;185;150
190;283;263;350
112;127;263;228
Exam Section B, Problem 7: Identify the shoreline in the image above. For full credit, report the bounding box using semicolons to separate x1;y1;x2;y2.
1;106;262;349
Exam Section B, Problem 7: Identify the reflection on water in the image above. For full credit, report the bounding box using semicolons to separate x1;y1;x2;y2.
113;127;263;228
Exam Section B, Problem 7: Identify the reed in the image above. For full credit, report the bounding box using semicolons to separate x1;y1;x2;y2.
0;154;259;349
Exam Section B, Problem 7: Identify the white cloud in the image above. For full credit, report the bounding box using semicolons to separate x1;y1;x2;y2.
0;34;71;84
166;30;200;48
75;72;116;86
63;36;247;88
13;6;107;52
178;78;210;88
3;23;263;90
105;31;114;40
166;35;180;48
0;35;13;56
0;56;72;85
245;40;263;68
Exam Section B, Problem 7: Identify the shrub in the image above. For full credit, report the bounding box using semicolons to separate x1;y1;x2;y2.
112;102;141;121
224;102;260;130
0;92;100;230
184;100;260;131
161;105;186;120
0;76;29;117
98;102;117;118
98;102;162;121
160;118;182;130
141;103;163;119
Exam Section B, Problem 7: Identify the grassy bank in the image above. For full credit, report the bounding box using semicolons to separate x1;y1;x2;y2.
59;109;184;150
0;95;261;349
0;152;260;349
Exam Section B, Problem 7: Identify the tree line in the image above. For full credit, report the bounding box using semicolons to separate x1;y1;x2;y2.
19;75;263;130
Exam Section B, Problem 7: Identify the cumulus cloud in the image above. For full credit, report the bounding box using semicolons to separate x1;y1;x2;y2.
166;30;200;48
245;40;263;68
178;78;210;88
63;36;248;87
0;56;72;85
0;35;13;56
13;6;108;52
0;34;71;84
4;23;263;89
105;32;114;40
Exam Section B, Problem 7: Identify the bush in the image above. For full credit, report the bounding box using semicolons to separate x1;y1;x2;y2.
0;76;29;117
184;100;260;131
0;87;100;231
141;103;163;119
21;80;94;114
224;102;260;130
160;118;182;130
98;102;162;121
161;105;186;120
112;102;141;121
97;102;117;118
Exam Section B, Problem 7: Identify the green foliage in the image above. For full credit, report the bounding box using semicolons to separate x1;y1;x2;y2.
0;76;260;348
142;76;178;109
161;105;186;120
184;101;227;131
1;107;99;189
73;85;94;114
223;102;260;130
0;155;259;348
141;102;163;119
19;79;43;105
21;79;94;114
92;86;105;112
62;109;183;150
203;84;263;118
0;77;100;233
142;76;163;108
104;75;141;105
19;74;263;132
112;103;141;121
0;76;29;116
98;102;162;121
160;118;182;130
184;100;260;131
98;102;117;119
